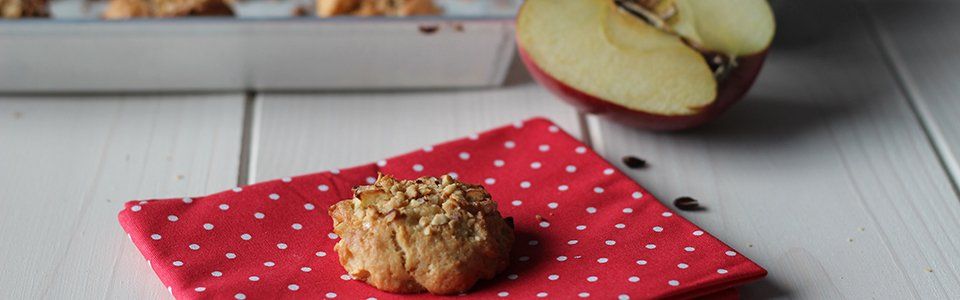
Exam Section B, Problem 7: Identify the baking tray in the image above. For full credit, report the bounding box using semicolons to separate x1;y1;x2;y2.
0;0;521;92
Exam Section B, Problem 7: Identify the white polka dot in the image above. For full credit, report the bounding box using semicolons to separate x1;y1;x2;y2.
717;268;729;274
423;146;434;152
692;230;705;237
150;234;161;240
248;276;260;282
304;203;315;210
172;260;184;267
539;144;550;152
558;185;569;191
211;271;223;277
576;225;587;230
226;253;237;259
623;208;634;214
548;274;559;280
328;233;339;239
316;251;327;257
458;152;471;160
605;240;616;246
530;162;542;169
292;223;303;230
587;276;598;282
234;293;245;299
662;212;673;217
270;193;281;200
412;164;424;172
636;260;648;265
593;187;604;193
494;160;505;167
678;263;689;269
597;257;609;263
645;244;656;249
263;261;275;267
189;244;200;250
376;160;387;167
513;121;524;128
468;133;479;140
218;204;229;211
130;205;142;212
240;233;252;240
277;243;288;249
366;177;376;184
340;274;352;280
566;165;577;173
568;240;579;245
507;274;519;280
448;172;459;179
324;291;335;298
330;169;340;174
615;223;626;229
668;280;680;286
726;251;738;256
520;181;531;189
539;221;550;228
232;187;243;192
557;256;568;261
485;178;496;185
603;168;614;175
301;267;312;272
518;256;530;261
282;177;292;182
504;141;516;149
195;287;206;292
139;201;148;205
632;191;643;199
575;146;587;154
653;226;663;232
203;223;214;230
528;240;539;246
291;285;302;291
685;246;695;252
578;292;590;298
511;200;522;206
318;185;330;192
586;207;597;214
182;197;193;204
547;202;558;209
254;212;265;219
619;294;630;300
537;292;549;298
549;125;560;132
628;276;640;283
498;291;509;297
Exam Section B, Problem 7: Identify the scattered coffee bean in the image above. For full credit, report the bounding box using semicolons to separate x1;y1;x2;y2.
622;156;647;169
673;197;700;211
418;24;440;34
535;214;546;222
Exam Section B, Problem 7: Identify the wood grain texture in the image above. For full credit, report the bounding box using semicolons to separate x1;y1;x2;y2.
587;0;960;298
250;67;583;183
0;95;245;299
865;1;960;194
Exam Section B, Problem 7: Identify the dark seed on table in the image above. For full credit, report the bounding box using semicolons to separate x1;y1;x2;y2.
673;197;700;211
622;156;647;169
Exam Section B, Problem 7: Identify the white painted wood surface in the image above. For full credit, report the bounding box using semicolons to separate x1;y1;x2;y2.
587;1;960;298
249;68;583;183
865;1;960;191
0;95;245;299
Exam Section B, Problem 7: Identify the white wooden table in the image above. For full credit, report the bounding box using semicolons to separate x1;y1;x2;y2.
2;1;959;299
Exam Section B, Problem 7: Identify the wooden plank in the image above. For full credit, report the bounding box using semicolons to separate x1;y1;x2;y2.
0;95;245;299
250;64;583;183
866;1;960;194
586;1;960;298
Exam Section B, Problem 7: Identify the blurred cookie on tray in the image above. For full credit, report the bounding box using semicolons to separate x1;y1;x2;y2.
317;0;440;17
102;0;233;19
1;0;49;18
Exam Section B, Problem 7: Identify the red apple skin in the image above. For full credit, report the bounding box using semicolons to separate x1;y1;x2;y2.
518;46;768;131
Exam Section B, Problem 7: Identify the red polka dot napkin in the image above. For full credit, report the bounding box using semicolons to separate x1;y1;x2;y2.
118;117;765;300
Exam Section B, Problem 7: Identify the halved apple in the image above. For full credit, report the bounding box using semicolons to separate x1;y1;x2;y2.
517;0;775;130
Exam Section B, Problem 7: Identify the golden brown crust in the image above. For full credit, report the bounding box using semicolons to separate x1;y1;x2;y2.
316;0;440;17
329;174;514;295
0;0;49;19
103;0;233;19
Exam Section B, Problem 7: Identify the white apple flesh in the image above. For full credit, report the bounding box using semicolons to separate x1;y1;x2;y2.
517;0;776;130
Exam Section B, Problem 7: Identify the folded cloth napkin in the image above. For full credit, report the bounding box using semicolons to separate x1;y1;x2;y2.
118;117;765;300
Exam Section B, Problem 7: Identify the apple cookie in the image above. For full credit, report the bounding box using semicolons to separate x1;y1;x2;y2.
103;0;232;19
1;0;49;18
328;174;514;295
316;0;440;17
